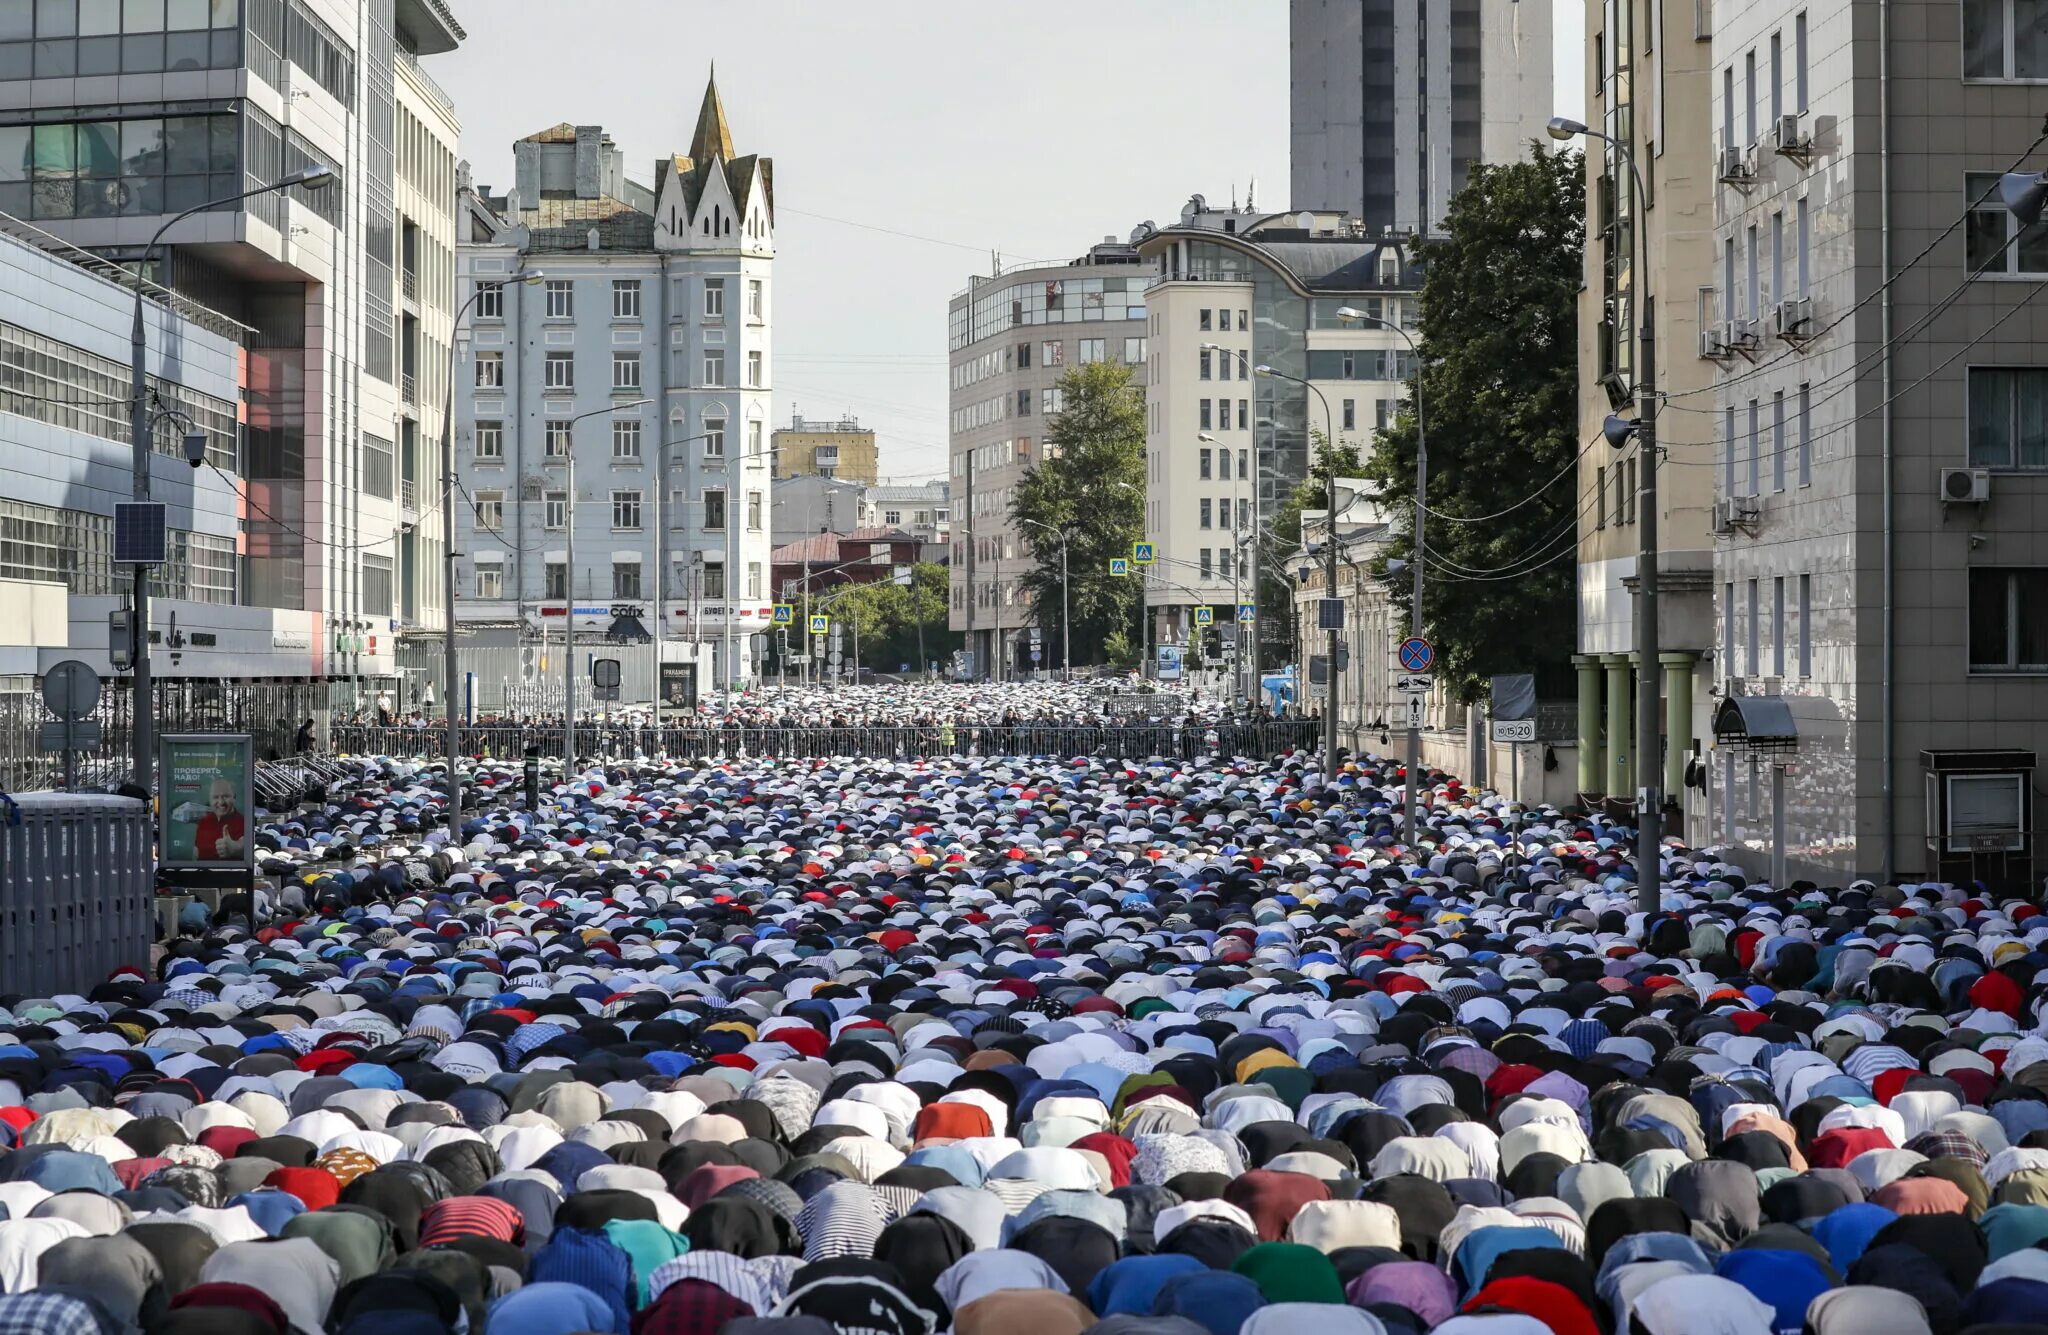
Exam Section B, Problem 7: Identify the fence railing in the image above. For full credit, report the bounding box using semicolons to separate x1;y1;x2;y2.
0;682;322;794
326;720;1326;764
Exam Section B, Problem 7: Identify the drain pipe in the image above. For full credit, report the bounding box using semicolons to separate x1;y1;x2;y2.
1879;0;1897;881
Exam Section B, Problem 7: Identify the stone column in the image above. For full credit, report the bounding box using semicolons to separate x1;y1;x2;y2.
1574;654;1603;796
1603;653;1633;799
1661;651;1697;807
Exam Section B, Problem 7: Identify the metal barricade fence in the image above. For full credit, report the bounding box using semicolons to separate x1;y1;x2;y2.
323;720;1326;764
0;681;321;793
0;793;153;995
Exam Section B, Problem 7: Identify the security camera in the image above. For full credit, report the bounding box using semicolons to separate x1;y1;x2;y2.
182;432;208;468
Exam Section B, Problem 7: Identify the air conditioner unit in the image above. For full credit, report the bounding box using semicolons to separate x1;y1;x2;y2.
1727;318;1762;355
1771;113;1810;157
1940;467;1991;504
1699;322;1734;359
1718;146;1756;184
1770;296;1814;341
1714;495;1761;534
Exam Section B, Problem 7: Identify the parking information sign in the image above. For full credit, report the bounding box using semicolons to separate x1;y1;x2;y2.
1132;541;1155;565
809;614;830;635
772;604;794;625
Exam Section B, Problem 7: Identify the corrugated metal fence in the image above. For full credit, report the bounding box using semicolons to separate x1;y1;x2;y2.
0;793;153;994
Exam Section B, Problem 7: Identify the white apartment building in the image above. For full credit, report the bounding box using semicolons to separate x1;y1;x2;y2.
454;76;777;706
1135;198;1420;696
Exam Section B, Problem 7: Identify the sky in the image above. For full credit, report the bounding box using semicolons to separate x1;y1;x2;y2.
435;1;1586;484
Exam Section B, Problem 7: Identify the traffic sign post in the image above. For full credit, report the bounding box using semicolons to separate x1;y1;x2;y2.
809;614;830;636
772;604;794;626
1405;695;1426;729
1490;718;1536;743
40;660;102;791
1397;636;1435;673
1236;604;1257;623
1396;674;1433;695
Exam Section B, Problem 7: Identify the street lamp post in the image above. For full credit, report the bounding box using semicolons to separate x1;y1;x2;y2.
1335;306;1428;836
442;267;544;830
1255;366;1340;771
1550;114;1661;916
1202;346;1266;697
1018;517;1070;680
558;398;650;766
128;166;332;790
650;430;716;731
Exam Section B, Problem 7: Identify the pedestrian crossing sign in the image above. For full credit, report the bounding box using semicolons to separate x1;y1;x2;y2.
1237;603;1257;622
772;604;794;625
1132;541;1155;565
1108;558;1130;577
809;614;830;635
1193;606;1214;625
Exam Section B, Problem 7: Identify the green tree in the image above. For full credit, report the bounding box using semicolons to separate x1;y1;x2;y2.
1008;362;1146;669
1365;144;1584;700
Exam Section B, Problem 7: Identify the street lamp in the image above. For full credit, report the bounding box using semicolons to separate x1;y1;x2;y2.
128;165;333;791
1017;516;1071;680
1255;365;1341;772
441;266;544;830
1334;305;1430;835
1550;112;1663;915
557;398;652;767
1202;344;1267;698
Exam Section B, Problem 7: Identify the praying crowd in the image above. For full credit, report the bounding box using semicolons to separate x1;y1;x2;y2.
2;685;2047;1335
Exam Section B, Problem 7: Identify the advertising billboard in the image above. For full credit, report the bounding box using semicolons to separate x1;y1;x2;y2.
159;733;254;879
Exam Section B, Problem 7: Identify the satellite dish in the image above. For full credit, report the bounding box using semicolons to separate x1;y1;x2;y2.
1296;211;1316;230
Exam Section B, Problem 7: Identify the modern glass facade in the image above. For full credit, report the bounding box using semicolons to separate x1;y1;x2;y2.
949;272;1148;350
0;0;244;82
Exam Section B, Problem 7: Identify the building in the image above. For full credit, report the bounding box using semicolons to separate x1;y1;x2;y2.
867;480;950;547
452;73;777;710
1134;196;1421;701
770;528;926;602
770;475;949;548
1696;0;2048;889
946;237;1152;677
0;0;466;724
1290;0;1553;231
772;412;877;483
1570;0;1718;832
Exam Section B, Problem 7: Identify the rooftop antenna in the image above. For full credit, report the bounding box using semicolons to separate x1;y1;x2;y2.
1246;176;1257;212
1230;181;1238;211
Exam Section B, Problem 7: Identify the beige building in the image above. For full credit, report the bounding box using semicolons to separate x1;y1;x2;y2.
1135;198;1420;695
773;413;879;485
1694;0;2048;889
1571;0;1719;830
945;240;1152;677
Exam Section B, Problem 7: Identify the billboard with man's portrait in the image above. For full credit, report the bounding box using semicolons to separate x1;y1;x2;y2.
159;734;254;877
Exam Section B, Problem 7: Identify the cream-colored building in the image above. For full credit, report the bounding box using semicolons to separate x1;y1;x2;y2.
773;413;879;485
1135;198;1420;688
1571;0;1719;831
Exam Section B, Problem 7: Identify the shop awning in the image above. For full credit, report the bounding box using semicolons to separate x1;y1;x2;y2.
1713;695;1798;754
605;615;652;644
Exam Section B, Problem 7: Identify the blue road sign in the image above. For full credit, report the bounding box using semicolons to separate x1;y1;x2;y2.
1108;558;1130;577
1398;636;1435;672
809;614;830;635
1132;541;1155;565
1237;603;1257;622
772;604;794;625
1193;606;1214;625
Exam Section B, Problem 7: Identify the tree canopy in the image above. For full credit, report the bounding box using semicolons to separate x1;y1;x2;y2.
1364;144;1585;700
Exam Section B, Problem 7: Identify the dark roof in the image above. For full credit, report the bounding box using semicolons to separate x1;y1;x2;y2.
523;195;655;252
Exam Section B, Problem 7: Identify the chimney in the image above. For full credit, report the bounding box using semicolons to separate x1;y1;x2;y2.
574;125;604;200
512;139;541;212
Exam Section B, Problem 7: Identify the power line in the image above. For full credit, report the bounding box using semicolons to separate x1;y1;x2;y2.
775;206;1030;260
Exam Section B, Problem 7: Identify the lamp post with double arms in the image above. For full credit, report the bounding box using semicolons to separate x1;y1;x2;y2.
442;268;544;829
559;398;650;766
1254;366;1340;771
1550;114;1661;915
128;166;332;790
1017;516;1070;680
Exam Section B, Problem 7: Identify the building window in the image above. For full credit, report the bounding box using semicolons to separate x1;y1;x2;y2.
612;352;641;390
545;279;573;319
611;490;642;531
474;282;503;319
702;562;726;599
1965;0;2048;78
1596;465;1608;528
1017;342;1032;369
1124;336;1145;362
703;417;726;457
1237;449;1247;479
703;350;725;386
748;490;763;530
544;491;566;530
1200;400;1214;431
748;420;764;457
612;279;641;319
613;561;642;599
1079;338;1106;364
1220;548;1233;578
747;562;763;599
1342;399;1356;432
545;351;574;390
1238;400;1249;430
1016;389;1032;417
704;489;727;531
1746;399;1761;496
545;561;567;599
474;351;503;388
612;418;642;461
472;490;504;530
474;420;503;461
1773;576;1787;676
1219;449;1232;481
1746;578;1760;675
1042;341;1064;366
546;420;571;457
704;278;725;318
475;565;503;599
1772;390;1787;492
748;278;764;318
1041;387;1064;414
746;350;763;387
1798;572;1813;677
1200;548;1213;578
1968;171;2048;274
1968;367;2048;467
1200;498;1212;529
1971;566;2048;669
1199;350;1213;380
1200;448;1213;480
1200;309;1213;331
1723;582;1737;678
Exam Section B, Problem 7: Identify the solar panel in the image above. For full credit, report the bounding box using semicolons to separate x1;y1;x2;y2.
114;502;167;565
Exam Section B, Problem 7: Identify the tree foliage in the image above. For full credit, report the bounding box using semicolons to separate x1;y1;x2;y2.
1364;144;1585;701
766;562;957;677
1008;362;1146;668
1266;432;1365;667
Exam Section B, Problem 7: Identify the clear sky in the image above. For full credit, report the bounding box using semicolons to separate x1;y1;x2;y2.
435;1;1585;483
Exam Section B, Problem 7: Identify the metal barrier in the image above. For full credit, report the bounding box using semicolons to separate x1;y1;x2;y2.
0;681;320;793
325;720;1326;764
0;793;153;995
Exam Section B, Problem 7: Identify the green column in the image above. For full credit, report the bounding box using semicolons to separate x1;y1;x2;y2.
1661;651;1696;805
1604;653;1633;799
1574;654;1603;795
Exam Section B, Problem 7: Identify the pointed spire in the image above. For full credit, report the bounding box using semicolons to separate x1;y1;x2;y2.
689;66;736;165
